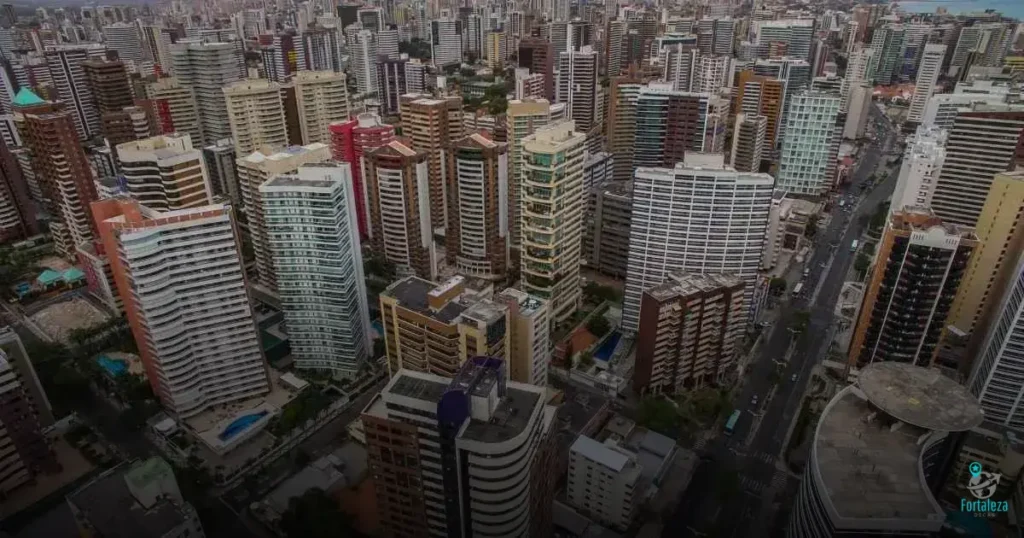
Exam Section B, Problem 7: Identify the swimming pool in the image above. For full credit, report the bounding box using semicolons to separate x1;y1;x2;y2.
218;410;269;441
594;331;621;361
96;355;128;377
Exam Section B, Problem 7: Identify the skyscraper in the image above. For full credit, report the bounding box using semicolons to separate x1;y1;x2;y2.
789;362;981;538
444;132;509;282
170;41;245;145
224;79;291;156
430;15;463;67
401;95;462;232
0;138;36;242
103;22;145;63
236;143;332;291
0;327;57;496
146;77;201;145
261;164;370;378
497;287;552;386
45;44;107;139
775;91;841;196
351;29;378;96
203;139;240;207
293;70;349;145
907;44;945;124
555;46;599;132
868;24;905;85
364;139;436;280
634;272;745;394
929;105;1024;227
622;153;774;333
519;37;554;100
889;126;947;213
82;58;138;145
847;208;977;369
521;121;586;322
92;198;270;418
13;88;97;258
116;133;212;211
730;113;767;173
507;99;559;266
633;84;711;168
733;70;785;150
362;358;556;538
607;77;643;182
328;113;395;238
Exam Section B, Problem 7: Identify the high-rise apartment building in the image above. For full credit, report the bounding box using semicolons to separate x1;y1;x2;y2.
203;139;240;206
444;132;509;282
868;24;905;85
486;31;508;69
103;22;145;63
945;171;1024;363
733;70;784;150
789;362;981;538
907;44;946;124
847;208;977;369
224;79;291;156
497;287;551;386
92;198;270;418
261;164;370;378
622;154;774;333
170;41;245;144
301;26;344;72
692;54;732;94
633;84;710;168
555;46;599;132
521;121;586;323
293;70;349;145
377;57;408;116
146;77;201;145
0;140;36;242
730;113;767;172
328;113;395;238
115;133;211;211
583;180;631;279
401;95;462;232
755;19;814;59
379;275;508;376
362;358;555;538
605;19;626;77
351;29;378;96
930;105;1024;227
890;126;947;213
237;143;332;291
13;89;97;258
606;77;643;182
507;99;558;259
82;59;140;146
634;272;745;394
519;37;554;100
0;327;56;496
430;16;463;67
949;23;1014;78
364;139;436;280
45;44;107;140
775;91;841;196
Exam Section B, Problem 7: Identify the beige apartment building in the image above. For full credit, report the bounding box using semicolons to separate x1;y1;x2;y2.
293;70;350;145
224;79;291;156
115;133;213;211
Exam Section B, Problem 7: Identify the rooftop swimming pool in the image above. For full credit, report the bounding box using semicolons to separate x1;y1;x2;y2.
218;410;269;441
96;355;128;377
594;331;621;361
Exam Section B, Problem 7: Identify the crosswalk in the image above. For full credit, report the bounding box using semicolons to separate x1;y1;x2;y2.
753;451;775;464
741;476;766;493
693;431;714;452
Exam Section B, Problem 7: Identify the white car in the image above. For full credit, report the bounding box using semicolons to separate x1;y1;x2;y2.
751;395;759;406
791;374;798;382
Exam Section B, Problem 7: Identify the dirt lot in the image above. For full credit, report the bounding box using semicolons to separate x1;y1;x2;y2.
29;297;111;344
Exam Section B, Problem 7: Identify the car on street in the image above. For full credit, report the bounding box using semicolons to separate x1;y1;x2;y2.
751;395;759;406
791;374;798;382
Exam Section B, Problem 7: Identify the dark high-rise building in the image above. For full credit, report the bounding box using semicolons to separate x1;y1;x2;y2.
82;59;137;145
519;37;554;100
0;140;37;242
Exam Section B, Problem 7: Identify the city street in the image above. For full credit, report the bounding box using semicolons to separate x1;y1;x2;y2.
664;106;900;537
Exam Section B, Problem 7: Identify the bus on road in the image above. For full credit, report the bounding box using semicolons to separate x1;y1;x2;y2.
724;410;741;435
850;239;859;252
792;282;804;296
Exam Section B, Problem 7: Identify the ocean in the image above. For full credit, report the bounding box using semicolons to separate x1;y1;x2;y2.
894;0;1024;20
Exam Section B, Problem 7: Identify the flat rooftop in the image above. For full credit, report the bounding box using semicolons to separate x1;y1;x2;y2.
389;371;449;403
68;465;188;537
384;276;466;323
815;388;944;523
857;362;983;432
460;385;540;443
646;271;745;303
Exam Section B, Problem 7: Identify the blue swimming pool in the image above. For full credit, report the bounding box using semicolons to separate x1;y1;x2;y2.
218;411;269;441
594;331;621;361
96;355;128;377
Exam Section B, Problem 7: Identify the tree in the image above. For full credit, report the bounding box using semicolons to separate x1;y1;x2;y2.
791;310;810;333
637;397;680;436
769;277;787;296
583;281;621;303
854;253;872;275
487;95;507;115
279;488;358;538
804;214;819;238
586;315;611;337
577;350;594;370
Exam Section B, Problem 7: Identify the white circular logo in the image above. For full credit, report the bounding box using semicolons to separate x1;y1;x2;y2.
967;471;1000;500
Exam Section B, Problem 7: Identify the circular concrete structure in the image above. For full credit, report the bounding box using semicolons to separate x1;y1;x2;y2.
857;362;983;432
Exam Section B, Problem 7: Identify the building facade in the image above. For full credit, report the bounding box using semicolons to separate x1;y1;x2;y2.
497;288;551;386
775;91;841;196
293;70;349;145
170;41;245;144
116;133;212;211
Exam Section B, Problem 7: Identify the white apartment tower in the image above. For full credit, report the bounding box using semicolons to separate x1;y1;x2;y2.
775;91;841;196
521;121;587;323
622;153;774;333
352;30;378;96
430;16;463;68
908;44;946;124
170;41;246;144
890;126;948;213
507;99;559;257
146;77;202;146
96;199;270;418
293;70;350;145
970;254;1024;431
103;22;145;63
115;133;213;211
44;44;107;139
261;164;371;378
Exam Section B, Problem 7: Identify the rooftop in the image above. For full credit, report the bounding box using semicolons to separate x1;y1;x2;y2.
815;386;945;523
68;463;191;538
856;362;983;432
460;385;541;443
13;87;45;107
645;271;745;303
572;435;633;472
389;371;449;403
384;276;466;323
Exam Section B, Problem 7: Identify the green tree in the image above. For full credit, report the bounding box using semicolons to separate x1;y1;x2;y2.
804;214;819;238
487;95;508;115
586;315;611;337
769;277;787;296
577;350;594;370
279;488;359;538
854;252;872;275
583;281;622;303
791;310;810;333
637;397;680;436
